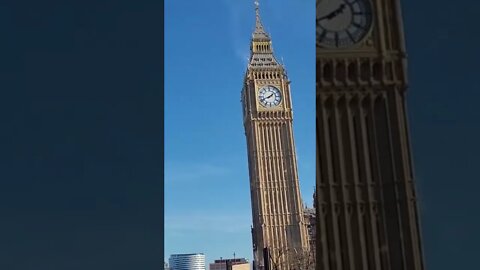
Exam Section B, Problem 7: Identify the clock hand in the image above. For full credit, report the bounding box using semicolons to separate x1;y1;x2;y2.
266;93;274;99
317;4;347;21
317;13;334;21
331;4;347;18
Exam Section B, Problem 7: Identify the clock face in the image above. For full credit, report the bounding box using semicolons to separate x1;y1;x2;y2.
316;0;373;48
258;85;282;108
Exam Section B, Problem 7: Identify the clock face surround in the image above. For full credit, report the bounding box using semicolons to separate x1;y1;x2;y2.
317;0;373;48
258;85;282;108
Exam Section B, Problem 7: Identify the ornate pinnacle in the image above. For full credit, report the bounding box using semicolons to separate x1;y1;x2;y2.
253;0;269;40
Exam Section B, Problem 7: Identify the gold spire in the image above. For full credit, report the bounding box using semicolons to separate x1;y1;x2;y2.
249;0;278;65
253;0;269;40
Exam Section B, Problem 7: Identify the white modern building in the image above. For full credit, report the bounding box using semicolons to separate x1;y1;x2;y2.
169;253;206;270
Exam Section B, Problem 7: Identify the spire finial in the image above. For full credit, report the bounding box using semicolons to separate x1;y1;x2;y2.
252;0;269;39
254;0;261;27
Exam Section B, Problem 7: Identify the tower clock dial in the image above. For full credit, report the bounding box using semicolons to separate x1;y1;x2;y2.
258;85;282;108
316;0;373;48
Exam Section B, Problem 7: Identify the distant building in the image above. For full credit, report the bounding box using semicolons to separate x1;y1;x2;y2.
169;253;206;270
209;258;249;270
230;262;249;270
165;262;170;270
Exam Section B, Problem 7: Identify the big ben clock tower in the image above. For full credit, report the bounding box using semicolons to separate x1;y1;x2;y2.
316;0;426;270
242;2;310;270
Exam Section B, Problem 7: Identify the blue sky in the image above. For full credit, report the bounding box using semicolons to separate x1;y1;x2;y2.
164;0;315;264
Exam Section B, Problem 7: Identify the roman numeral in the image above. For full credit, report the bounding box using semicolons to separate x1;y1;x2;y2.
318;30;327;42
353;22;365;29
346;30;355;42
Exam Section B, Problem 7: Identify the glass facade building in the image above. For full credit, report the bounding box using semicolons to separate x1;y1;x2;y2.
169;253;206;270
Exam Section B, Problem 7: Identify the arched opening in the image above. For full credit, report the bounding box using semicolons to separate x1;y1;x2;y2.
323;62;333;82
348;62;357;82
373;62;382;81
396;61;403;80
360;61;370;81
336;62;346;82
385;62;393;80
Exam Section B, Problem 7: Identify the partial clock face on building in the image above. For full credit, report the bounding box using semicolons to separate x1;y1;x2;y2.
258;85;282;108
316;0;373;48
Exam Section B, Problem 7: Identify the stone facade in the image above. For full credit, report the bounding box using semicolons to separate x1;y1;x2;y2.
316;0;426;269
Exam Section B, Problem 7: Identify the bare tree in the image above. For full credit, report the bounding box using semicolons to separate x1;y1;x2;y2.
267;247;315;270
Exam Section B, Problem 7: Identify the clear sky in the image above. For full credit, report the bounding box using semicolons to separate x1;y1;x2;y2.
165;0;316;263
